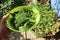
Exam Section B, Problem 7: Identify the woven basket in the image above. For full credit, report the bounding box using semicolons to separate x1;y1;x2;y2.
32;16;59;37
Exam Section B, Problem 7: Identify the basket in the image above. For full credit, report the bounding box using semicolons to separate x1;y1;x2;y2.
32;16;59;37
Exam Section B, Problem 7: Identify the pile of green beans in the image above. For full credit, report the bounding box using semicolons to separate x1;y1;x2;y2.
33;2;57;37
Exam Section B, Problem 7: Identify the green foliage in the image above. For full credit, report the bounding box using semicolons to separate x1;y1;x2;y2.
6;6;40;32
0;0;25;20
0;0;58;37
33;2;57;37
0;0;13;19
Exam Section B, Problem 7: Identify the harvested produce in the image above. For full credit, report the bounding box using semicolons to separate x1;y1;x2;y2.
6;6;40;32
0;0;59;38
32;2;59;37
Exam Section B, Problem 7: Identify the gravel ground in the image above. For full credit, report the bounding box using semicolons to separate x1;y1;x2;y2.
1;31;46;40
1;32;24;40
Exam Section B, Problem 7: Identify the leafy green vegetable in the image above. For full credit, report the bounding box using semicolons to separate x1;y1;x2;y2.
6;6;40;32
33;2;57;37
